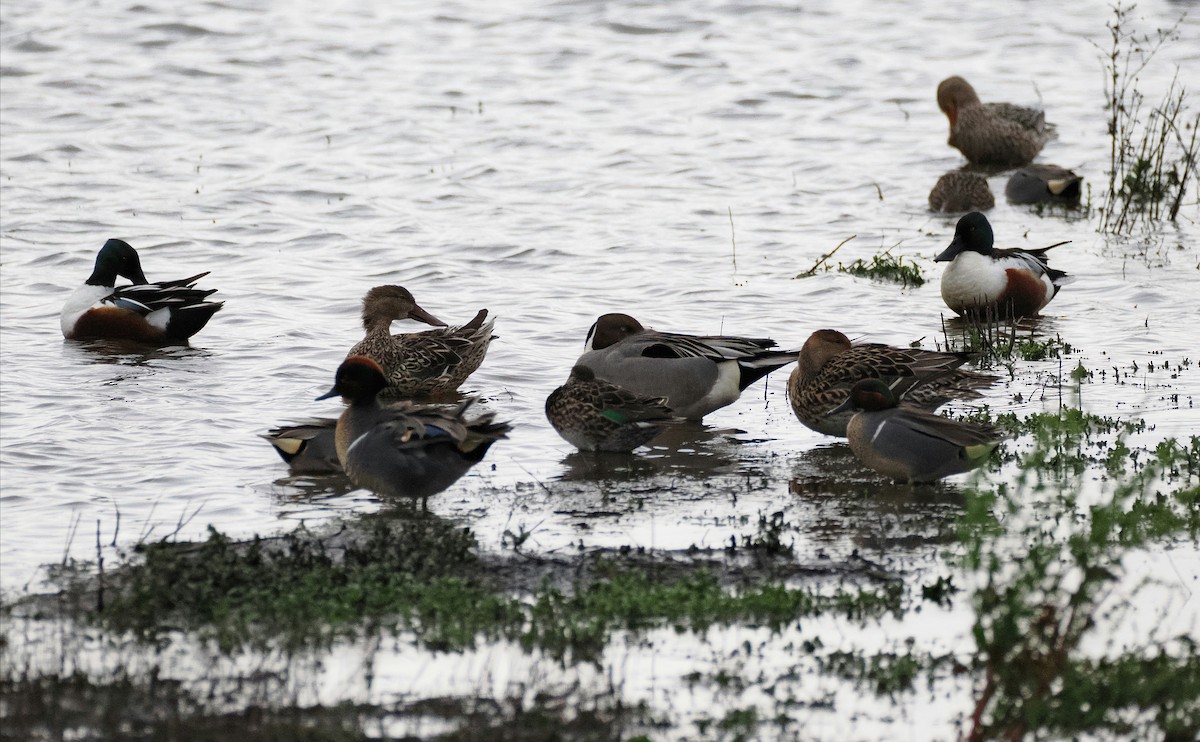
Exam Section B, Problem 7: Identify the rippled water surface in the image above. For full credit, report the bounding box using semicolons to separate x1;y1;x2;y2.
2;0;1198;735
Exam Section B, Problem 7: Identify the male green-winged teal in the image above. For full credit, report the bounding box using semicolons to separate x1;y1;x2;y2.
261;418;341;474
61;239;222;343
317;356;511;507
1005;164;1082;206
787;329;997;437
574;313;798;420
935;211;1071;318
937;76;1052;168
841;378;1002;483
347;285;493;399
546;365;684;452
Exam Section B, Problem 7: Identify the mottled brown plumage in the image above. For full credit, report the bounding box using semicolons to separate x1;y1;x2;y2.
937;76;1051;168
787;329;998;437
347;285;493;400
928;170;995;212
545;365;684;452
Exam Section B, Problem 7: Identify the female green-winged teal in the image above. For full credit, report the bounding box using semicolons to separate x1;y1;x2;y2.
574;313;797;420
61;238;222;343
787;329;997;437
937;76;1051;168
546;365;684;452
317;356;510;508
935;211;1071;318
928;170;994;213
347;285;493;399
842;378;1002;483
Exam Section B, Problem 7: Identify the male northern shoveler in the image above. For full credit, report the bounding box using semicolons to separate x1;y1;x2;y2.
936;76;1052;168
840;378;1003;483
317;356;510;508
935;211;1071;318
546;365;684;452
574;313;798;420
787;329;997;437
61;238;222;343
928;170;994;213
347;285;493;400
261;418;341;474
1005;164;1082;206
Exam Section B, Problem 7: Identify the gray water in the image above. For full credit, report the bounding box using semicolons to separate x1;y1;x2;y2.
2;0;1198;736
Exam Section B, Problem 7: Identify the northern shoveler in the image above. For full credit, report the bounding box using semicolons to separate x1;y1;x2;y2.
1005;164;1082;206
840;378;1003;483
317;356;511;507
347;285;493;400
546;364;684;452
61;238;222;343
787;329;997;437
261;418;341;474
574;313;798;420
936;76;1052;168
928;170;994;213
935;211;1071;318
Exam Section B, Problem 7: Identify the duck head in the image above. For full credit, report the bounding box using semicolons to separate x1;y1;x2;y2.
935;211;994;262
585;313;645;351
87;238;150;286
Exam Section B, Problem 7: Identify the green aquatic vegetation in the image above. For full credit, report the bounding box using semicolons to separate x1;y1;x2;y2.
959;430;1200;741
1099;3;1199;234
41;514;902;659
817;648;959;697
836;253;926;287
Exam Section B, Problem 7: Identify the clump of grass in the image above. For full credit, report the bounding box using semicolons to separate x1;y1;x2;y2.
837;253;925;287
939;312;1074;370
959;428;1200;740
1099;3;1199;234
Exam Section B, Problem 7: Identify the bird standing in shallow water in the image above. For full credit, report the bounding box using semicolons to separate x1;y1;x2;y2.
935;211;1071;319
347;285;494;400
573;313;797;420
317;356;511;508
61;238;222;343
841;378;1003;483
546;365;684;452
937;76;1052;168
787;329;998;438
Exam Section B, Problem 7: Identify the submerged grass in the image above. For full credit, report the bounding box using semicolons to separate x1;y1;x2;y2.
960;424;1200;741
35;513;901;660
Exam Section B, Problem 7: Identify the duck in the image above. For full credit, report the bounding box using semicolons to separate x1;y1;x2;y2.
347;285;493;400
316;356;511;507
787;329;998;437
1005;164;1082;206
840;378;1003;483
935;211;1071;319
928;170;994;213
574;313;798;420
936;76;1052;168
261;418;341;474
61;238;222;343
546;365;685;452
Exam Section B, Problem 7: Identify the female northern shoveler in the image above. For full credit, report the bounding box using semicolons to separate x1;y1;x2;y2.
61;238;222;343
787;329;997;437
546;364;684;452
347;285;493;400
1005;164;1082;206
936;76;1052;168
261;418;341;474
928;170;994;213
841;378;1003;483
317;356;511;508
935;211;1071;319
574;313;798;420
